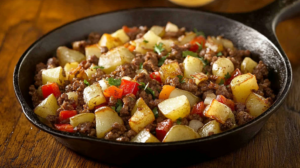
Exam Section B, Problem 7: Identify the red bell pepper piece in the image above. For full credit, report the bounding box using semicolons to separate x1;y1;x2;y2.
54;124;75;133
59;110;77;121
103;86;123;99
41;82;61;99
156;119;173;141
149;72;162;83
191;101;205;117
122;26;138;34
189;36;206;52
216;95;235;111
225;68;242;85
119;79;139;96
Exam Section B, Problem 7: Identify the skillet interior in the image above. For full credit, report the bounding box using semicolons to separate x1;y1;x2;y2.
14;8;291;166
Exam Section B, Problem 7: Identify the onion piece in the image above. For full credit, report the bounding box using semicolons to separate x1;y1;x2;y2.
189;120;204;132
204;93;216;105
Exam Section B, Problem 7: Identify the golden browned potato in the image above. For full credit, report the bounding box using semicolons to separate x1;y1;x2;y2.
57;46;86;66
34;94;59;118
149;26;165;37
230;73;259;103
131;129;160;143
183;56;204;78
83;83;106;110
178;32;196;45
205;36;223;52
159;61;183;83
129;98;155;133
70;113;95;127
95;106;124;138
165;22;179;33
42;67;65;85
143;30;162;48
203;99;235;125
158;95;190;121
111;29;130;44
198;120;221;138
66;92;78;104
168;88;200;107
64;62;79;79
191;72;208;85
99;46;135;73
163;125;200;142
85;44;102;59
85;64;98;79
98;33;123;50
212;58;234;81
246;92;271;117
241;57;258;73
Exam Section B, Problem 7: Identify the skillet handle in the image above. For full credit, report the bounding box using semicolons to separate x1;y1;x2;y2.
220;0;300;50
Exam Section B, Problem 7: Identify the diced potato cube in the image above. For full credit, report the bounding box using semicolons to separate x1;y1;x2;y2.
99;33;123;50
183;56;204;78
241;57;258;73
191;73;208;85
246;92;271;117
158;95;190;121
131;129;160;143
85;64;98;79
169;88;200;107
42;67;65;85
203;99;235;124
67;66;88;81
178;32;196;45
99;46;135;73
95;106;124;138
189;120;204;132
204;93;216;105
98;79;110;91
157;39;174;52
165;22;179;32
159;61;183;83
66;92;78;103
129;98;155;133
70;113;95;127
198;120;221;138
134;39;151;54
83;83;106;110
212;58;234;79
205;36;223;52
64;62;79;80
163;125;199;142
57;46;86;66
220;38;234;49
143;30;162;48
34;94;59;118
230;73;259;103
111;29;130;44
85;44;102;59
150;26;165;37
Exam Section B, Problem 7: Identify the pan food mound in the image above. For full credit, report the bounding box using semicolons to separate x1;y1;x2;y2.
29;22;275;143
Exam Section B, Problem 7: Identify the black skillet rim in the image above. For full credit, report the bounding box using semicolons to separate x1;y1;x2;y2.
13;7;292;147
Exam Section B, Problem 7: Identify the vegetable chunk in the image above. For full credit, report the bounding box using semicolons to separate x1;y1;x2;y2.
246;92;271;117
160;61;183;83
57;46;85;66
34;94;59;118
158;95;190;121
42;67;65;85
183;56;204;78
95;106;124;138
131;129;160;143
198;120;221;138
163;125;200;142
83;83;106;110
70;113;95;127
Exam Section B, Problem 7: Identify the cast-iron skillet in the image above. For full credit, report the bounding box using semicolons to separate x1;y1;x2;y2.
13;0;299;167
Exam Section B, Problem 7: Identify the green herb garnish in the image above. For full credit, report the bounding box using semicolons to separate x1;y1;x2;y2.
154;42;165;55
138;82;156;98
199;57;209;67
93;66;104;69
139;63;143;69
177;75;185;83
217;52;223;57
115;99;123;113
219;79;225;85
152;107;159;118
224;72;231;80
194;28;206;37
111;106;116;111
143;40;149;43
176;117;182;125
182;51;198;58
106;78;121;86
158;53;169;66
195;42;203;52
83;79;90;86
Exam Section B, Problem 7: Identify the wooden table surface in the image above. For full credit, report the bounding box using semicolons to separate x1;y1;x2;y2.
1;0;300;167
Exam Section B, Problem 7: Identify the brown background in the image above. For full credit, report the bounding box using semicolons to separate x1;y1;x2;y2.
0;0;300;167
